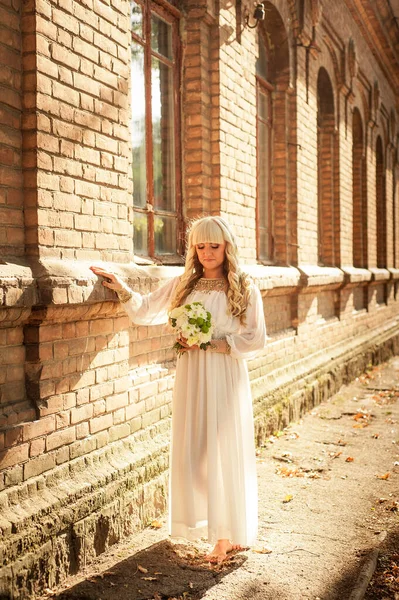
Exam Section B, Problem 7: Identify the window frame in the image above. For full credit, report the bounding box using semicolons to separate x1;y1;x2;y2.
256;35;274;264
131;0;184;263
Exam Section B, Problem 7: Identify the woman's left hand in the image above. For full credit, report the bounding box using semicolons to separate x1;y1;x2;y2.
177;337;199;352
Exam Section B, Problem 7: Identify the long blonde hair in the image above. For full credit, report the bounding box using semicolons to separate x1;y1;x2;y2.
169;216;252;322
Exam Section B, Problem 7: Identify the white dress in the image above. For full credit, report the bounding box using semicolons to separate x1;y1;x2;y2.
123;276;267;546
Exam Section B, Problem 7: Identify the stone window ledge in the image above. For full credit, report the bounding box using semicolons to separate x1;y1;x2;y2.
341;267;372;284
296;265;344;293
369;267;391;282
0;261;397;312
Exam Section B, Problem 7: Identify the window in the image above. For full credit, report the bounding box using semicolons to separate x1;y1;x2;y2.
256;35;273;261
317;68;339;267
376;136;386;268
352;108;367;268
256;4;290;265
131;0;182;259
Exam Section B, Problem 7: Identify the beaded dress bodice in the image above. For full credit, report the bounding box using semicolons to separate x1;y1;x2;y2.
192;277;228;294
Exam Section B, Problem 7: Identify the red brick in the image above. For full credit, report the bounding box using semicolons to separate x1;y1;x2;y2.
89;413;113;434
46;427;76;451
0;444;29;470
23;416;56;441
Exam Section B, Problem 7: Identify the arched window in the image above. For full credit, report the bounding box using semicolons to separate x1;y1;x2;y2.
352;108;367;268
256;3;290;264
317;68;339;266
376;136;386;268
256;35;273;261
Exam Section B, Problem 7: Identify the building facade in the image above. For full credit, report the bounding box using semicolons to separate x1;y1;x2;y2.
0;0;399;596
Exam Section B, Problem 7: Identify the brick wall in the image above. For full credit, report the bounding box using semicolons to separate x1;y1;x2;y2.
0;0;24;256
22;0;132;262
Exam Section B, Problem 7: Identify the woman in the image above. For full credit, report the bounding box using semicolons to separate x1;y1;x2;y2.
90;216;266;564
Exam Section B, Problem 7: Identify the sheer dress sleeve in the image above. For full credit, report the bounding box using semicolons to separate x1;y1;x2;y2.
122;276;180;326
225;285;267;360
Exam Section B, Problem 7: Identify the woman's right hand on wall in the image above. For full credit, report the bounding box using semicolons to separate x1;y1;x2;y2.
89;266;124;291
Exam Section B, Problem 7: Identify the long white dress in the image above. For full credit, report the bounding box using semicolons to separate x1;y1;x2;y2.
123;276;267;546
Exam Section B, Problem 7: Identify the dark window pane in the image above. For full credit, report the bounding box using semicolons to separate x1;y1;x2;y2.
258;89;271;260
258;91;269;121
132;43;147;208
133;211;148;255
152;57;175;212
256;37;268;80
151;14;172;59
131;1;144;39
154;215;176;254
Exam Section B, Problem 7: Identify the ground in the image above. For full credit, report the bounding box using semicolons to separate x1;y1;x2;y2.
37;358;399;600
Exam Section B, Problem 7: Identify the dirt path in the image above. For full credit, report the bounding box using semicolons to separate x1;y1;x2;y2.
39;358;399;600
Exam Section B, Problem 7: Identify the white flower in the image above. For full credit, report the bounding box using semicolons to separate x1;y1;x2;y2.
169;301;213;353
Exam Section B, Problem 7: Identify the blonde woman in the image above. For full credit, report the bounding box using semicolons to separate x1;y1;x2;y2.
90;216;266;564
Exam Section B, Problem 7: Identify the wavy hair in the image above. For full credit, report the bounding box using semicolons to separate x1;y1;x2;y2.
169;216;252;322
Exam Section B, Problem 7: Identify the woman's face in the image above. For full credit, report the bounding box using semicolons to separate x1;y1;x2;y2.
195;241;226;272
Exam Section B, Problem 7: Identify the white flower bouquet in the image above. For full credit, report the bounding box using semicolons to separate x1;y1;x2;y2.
169;301;213;355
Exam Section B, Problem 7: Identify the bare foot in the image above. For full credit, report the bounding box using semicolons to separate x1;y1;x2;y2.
205;539;243;564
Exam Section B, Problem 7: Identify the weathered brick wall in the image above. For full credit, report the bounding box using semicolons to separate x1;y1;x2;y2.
1;0;399;597
22;0;132;261
0;0;24;256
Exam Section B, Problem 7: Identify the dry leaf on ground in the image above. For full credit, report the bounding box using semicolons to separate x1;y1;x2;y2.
376;472;390;480
283;494;293;503
346;456;354;462
253;546;273;554
137;565;148;573
329;451;342;459
150;520;163;528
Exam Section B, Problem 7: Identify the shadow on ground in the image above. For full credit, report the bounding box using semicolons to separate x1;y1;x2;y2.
52;539;247;600
364;526;399;599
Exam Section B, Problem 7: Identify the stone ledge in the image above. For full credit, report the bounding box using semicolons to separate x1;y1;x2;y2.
0;261;397;315
369;267;390;282
341;267;372;284
297;265;344;292
245;265;301;295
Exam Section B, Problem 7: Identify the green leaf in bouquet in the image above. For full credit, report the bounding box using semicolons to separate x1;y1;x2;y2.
189;318;196;324
197;318;204;326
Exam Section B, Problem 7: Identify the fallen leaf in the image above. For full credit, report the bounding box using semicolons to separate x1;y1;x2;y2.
376;472;390;480
138;565;148;573
283;494;293;503
253;546;273;554
329;451;342;459
372;433;380;439
150;520;163;529
141;577;158;581
378;497;388;503
346;457;354;462
354;412;371;421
